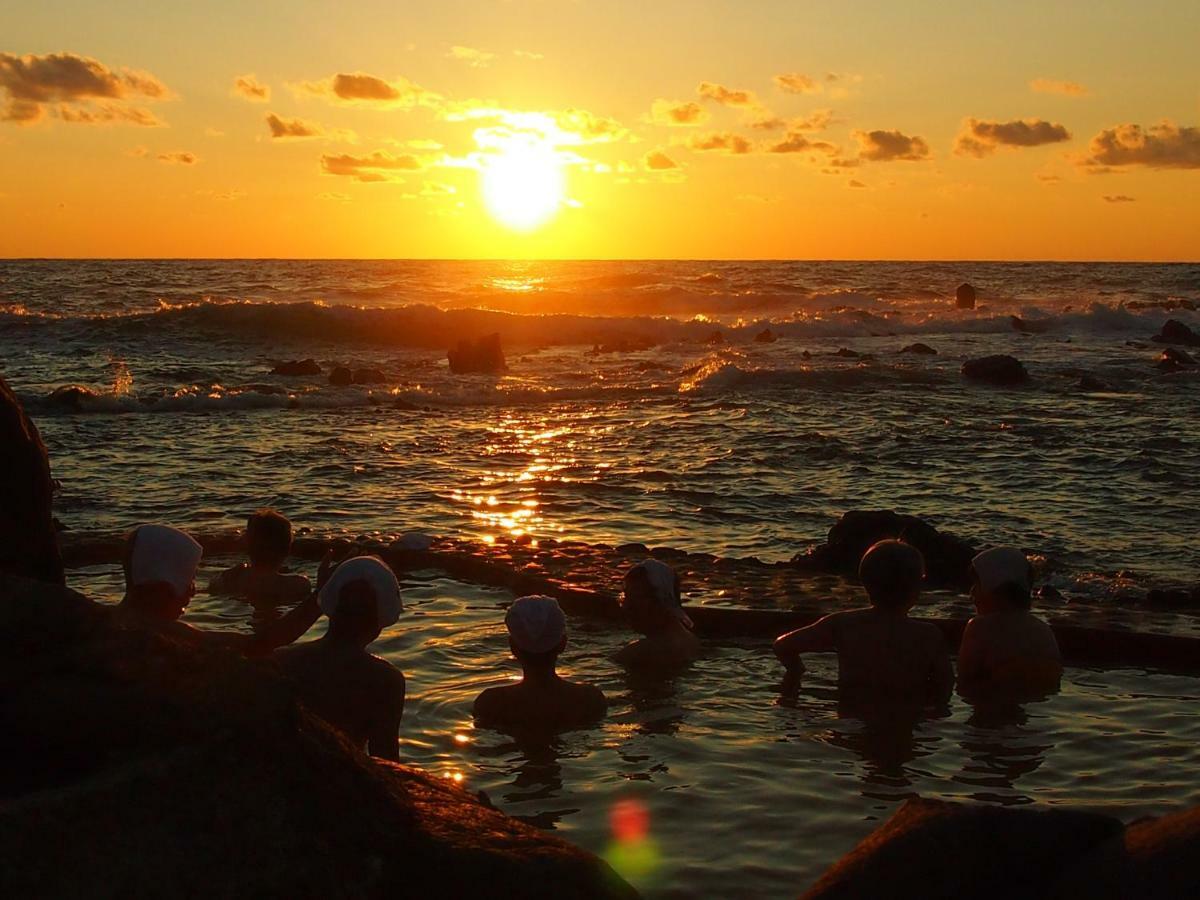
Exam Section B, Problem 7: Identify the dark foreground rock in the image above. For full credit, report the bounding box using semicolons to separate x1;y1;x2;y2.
1157;347;1196;371
0;575;636;899
1152;319;1200;347
329;365;354;386
448;334;507;374
0;378;63;584
801;798;1123;900
962;354;1029;385
900;342;937;355
271;358;322;376
794;510;978;588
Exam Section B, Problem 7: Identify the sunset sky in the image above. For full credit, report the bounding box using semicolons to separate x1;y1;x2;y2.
2;0;1198;260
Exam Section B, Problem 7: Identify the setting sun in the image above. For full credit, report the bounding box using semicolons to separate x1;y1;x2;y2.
480;137;565;231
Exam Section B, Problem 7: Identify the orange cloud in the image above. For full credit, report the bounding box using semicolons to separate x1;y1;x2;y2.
266;113;323;139
854;129;931;162
298;72;428;108
232;74;270;102
157;151;197;165
1083;120;1200;169
954;118;1071;157
1103;194;1136;202
0;51;168;125
1030;78;1089;97
774;72;821;94
320;150;421;182
644;149;679;170
768;131;838;155
686;131;753;154
697;81;758;107
448;46;495;68
649;99;708;126
754;108;833;132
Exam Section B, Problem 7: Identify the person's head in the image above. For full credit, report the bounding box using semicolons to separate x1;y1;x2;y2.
505;595;567;671
621;559;692;636
246;509;293;569
318;556;402;647
858;540;925;611
970;547;1033;614
122;524;204;621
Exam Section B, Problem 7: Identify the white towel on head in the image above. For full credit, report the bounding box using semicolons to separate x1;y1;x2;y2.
631;559;694;629
130;524;203;598
505;595;567;654
971;547;1032;594
318;556;403;627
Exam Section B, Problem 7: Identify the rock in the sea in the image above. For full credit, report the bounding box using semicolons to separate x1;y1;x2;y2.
1157;347;1196;371
448;334;507;374
328;366;354;386
271;359;322;377
1152;319;1200;347
352;367;387;385
834;347;860;358
900;343;937;355
955;283;976;310
706;331;725;345
0;574;636;899
46;384;98;410
0;379;64;584
962;354;1029;385
754;328;778;343
1049;806;1200;900
1078;373;1109;391
794;510;978;588
801;798;1122;900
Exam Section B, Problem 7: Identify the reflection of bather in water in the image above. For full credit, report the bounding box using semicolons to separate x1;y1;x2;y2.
115;524;321;656
473;595;607;733
773;540;954;703
209;509;311;607
955;695;1053;802
615;560;700;673
274;556;406;760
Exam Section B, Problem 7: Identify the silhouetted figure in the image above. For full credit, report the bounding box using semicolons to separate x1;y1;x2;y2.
955;282;977;310
0;376;63;584
615;560;701;672
275;556;406;759
474;595;606;732
774;540;953;702
116;523;320;655
210;509;311;606
958;547;1062;697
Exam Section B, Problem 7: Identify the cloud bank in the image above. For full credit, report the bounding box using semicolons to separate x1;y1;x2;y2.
854;129;931;161
321;150;421;182
954;118;1071;157
1084;120;1200;169
0;51;168;125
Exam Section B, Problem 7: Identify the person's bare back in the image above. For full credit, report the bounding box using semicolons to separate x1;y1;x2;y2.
473;678;606;732
211;563;311;606
826;608;950;696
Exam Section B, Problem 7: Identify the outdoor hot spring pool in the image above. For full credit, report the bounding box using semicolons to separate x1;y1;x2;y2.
77;565;1200;899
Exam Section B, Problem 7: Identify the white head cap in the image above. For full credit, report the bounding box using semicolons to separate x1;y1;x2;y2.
971;547;1032;594
505;595;567;654
628;559;693;628
318;556;403;627
129;524;203;599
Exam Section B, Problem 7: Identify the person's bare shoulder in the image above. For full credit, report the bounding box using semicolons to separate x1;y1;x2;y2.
473;684;512;721
574;681;607;718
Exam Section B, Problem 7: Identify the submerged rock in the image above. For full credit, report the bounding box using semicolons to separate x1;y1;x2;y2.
0;379;64;584
448;334;507;374
328;366;354;386
802;798;1122;900
705;331;725;345
834;347;860;358
1078;373;1109;391
794;510;978;588
271;359;322;377
900;343;937;355
754;328;778;343
962;354;1029;385
955;283;976;310
1152;319;1200;347
352;367;387;385
0;574;636;899
46;384;99;409
1157;347;1196;371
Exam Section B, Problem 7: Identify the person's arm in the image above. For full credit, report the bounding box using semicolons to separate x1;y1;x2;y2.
772;613;840;672
367;669;406;761
956;617;988;686
244;593;321;655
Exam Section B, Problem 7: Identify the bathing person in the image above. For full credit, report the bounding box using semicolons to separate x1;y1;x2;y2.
117;523;320;655
210;509;311;605
473;595;607;732
275;556;406;759
957;547;1062;695
615;559;701;671
773;540;953;701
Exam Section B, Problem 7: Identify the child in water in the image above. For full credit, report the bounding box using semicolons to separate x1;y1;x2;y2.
615;559;701;671
773;540;953;701
211;509;311;606
957;546;1062;696
473;595;607;732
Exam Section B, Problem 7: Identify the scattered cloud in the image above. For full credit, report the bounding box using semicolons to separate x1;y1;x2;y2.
736;193;776;203
441;104;628;148
405;138;443;150
317;191;350;201
697;81;758;107
266;113;324;139
0;51;169;125
753;108;833;132
768;130;838;155
954;118;1071;157
296;72;429;108
686;131;753;154
513;50;544;61
1083;120;1200;169
644;149;679;170
448;46;495;68
1030;78;1088;97
774;72;821;95
204;126;225;138
1103;194;1136;203
854;129;931;162
848;179;867;188
320;150;421;182
157;151;196;165
232;74;269;102
1036;173;1062;184
649;99;708;126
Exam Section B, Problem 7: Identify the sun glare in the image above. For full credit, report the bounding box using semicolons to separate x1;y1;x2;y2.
480;138;565;232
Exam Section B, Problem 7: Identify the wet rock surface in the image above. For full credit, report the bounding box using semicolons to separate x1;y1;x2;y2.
270;358;322;376
1152;319;1200;347
0;574;637;899
900;342;937;355
962;354;1029;385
